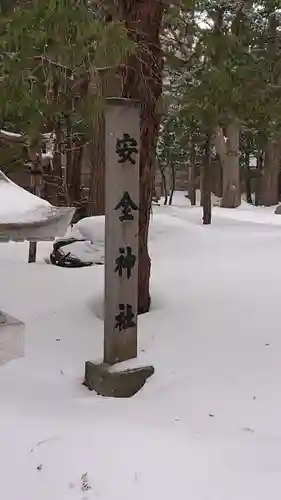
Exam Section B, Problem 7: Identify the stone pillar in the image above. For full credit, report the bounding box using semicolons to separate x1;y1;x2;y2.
83;98;154;397
103;98;140;365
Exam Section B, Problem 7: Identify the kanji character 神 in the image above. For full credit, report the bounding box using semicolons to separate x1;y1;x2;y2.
115;246;136;279
115;304;136;331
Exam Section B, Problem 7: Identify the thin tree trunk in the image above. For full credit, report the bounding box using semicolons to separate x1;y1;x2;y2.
28;145;43;263
255;149;263;205
64;115;83;209
202;134;212;224
159;162;168;205
82;72;105;216
168;162;176;205
189;142;196;205
258;139;281;206
200;166;203;206
214;123;241;208
244;151;253;204
245;172;252;204
278;171;281;201
257;14;281;206
88;113;105;215
82;69;122;216
44;119;65;205
212;158;223;197
120;0;163;314
222;123;240;208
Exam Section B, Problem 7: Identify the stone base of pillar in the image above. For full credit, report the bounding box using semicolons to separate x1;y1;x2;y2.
0;311;25;365
83;361;154;398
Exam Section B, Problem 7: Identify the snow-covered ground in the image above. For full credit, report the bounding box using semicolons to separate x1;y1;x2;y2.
1;192;281;500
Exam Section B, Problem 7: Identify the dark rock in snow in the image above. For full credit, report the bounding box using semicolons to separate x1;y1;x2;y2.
50;237;94;268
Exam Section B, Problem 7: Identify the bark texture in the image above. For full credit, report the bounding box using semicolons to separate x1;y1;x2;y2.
120;0;163;314
214;123;241;208
88;113;105;216
81;70;122;216
201;135;212;224
258;139;281;206
44;121;65;206
257;13;281;206
189;143;196;205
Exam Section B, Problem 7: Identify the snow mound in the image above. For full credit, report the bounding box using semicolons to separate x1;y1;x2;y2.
0;170;50;224
2;191;281;499
59;211;188;265
74;215;105;243
0;170;74;241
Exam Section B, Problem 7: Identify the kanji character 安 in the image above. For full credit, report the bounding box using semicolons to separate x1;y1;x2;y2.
116;133;138;165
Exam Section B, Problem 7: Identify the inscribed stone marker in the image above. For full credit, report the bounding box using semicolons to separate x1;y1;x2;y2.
104;98;140;365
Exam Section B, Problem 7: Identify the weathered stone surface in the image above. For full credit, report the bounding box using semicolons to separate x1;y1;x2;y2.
104;99;140;365
83;361;154;398
274;205;281;214
0;311;25;365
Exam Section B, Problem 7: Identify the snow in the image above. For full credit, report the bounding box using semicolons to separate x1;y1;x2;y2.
0;129;23;139
0;171;74;241
0;170;50;223
41;150;53;162
214;200;281;226
0;129;53;141
55;216;106;264
1;192;281;499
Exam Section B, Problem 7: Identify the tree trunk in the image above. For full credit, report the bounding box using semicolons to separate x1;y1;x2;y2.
211;157;222;197
202;134;212;224
88;114;105;215
214;123;241;208
159;162;168;205
28;145;43;263
258;139;281;206
81;69;122;216
120;0;163;314
257;14;281;206
245;171;252;204
254;149;263;205
200;166;203;206
244;151;253;204
64;114;83;210
44;120;65;205
278;171;281;201
189;142;196;205
168;162;176;205
189;164;196;205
